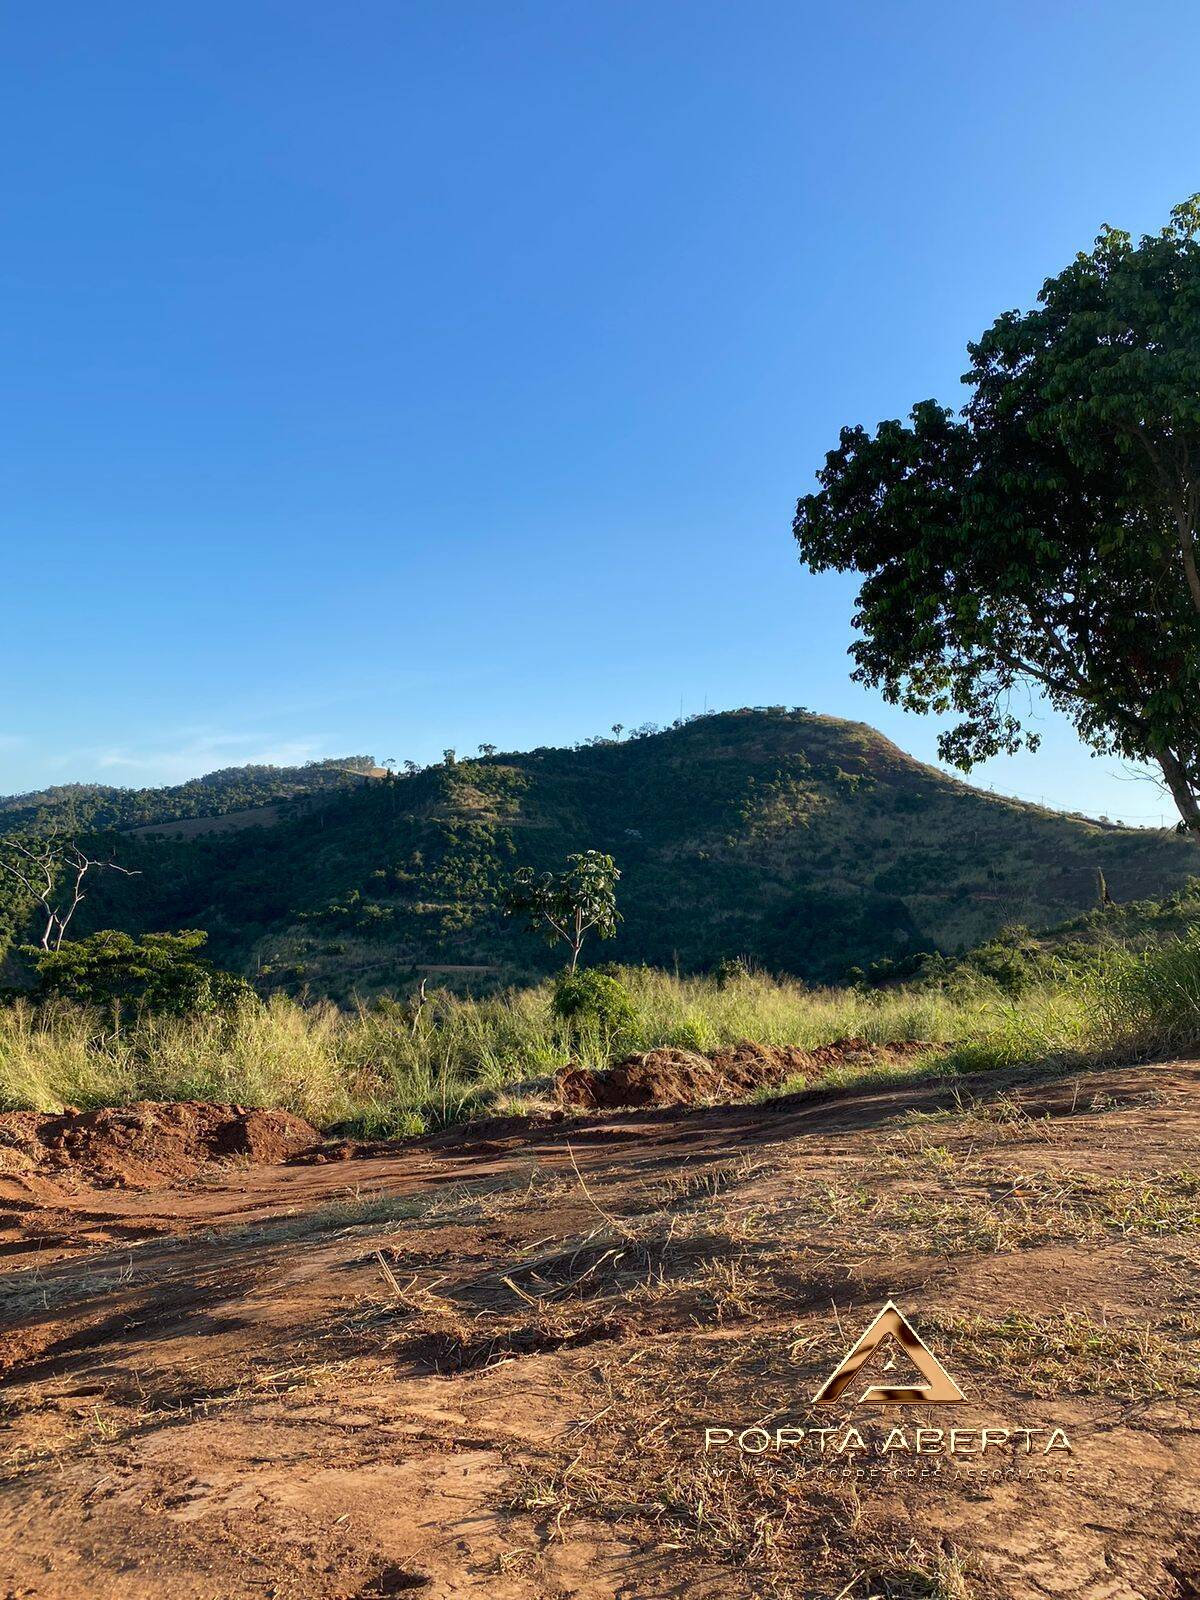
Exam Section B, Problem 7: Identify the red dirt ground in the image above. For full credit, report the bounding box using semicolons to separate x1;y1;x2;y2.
0;1101;319;1193
0;1060;1197;1598
556;1038;932;1109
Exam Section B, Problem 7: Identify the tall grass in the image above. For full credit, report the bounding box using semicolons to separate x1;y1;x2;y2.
946;928;1200;1075
3;940;1199;1133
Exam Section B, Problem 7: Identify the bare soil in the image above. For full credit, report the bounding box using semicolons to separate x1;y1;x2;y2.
0;1102;320;1193
556;1038;933;1109
0;1060;1198;1598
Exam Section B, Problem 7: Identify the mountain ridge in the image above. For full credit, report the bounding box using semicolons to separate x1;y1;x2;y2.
3;709;1195;993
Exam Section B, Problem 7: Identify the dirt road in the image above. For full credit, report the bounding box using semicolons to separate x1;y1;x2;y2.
1;1062;1198;1598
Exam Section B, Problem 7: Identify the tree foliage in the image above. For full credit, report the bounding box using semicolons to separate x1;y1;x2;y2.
505;850;621;970
794;196;1200;833
30;929;254;1015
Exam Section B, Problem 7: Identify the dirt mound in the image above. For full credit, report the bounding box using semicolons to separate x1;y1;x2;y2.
0;1100;320;1190
556;1037;933;1109
801;1035;933;1070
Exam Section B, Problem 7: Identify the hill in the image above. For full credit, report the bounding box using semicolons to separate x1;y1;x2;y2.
0;756;382;836
3;709;1197;993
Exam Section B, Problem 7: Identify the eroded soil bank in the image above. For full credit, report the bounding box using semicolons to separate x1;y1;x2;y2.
555;1037;932;1108
0;1100;319;1192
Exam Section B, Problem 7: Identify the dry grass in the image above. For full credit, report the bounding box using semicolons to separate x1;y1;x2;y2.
0;968;959;1130
924;1307;1200;1400
5;931;1200;1134
854;1539;988;1599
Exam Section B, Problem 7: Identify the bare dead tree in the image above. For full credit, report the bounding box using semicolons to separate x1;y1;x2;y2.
409;975;428;1037
0;836;140;951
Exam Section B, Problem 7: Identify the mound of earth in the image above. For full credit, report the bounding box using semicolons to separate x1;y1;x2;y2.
0;1100;320;1191
556;1037;932;1109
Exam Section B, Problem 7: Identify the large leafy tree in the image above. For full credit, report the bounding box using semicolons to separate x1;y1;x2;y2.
794;197;1200;833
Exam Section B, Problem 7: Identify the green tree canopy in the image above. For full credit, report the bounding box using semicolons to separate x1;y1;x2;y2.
794;197;1200;833
504;850;621;970
30;929;254;1015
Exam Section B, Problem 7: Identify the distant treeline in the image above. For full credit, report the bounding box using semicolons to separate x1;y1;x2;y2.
0;757;380;836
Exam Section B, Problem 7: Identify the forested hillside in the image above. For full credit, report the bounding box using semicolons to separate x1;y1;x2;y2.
5;709;1193;996
0;757;380;836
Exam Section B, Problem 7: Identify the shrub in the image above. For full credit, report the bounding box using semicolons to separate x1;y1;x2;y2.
29;930;255;1016
551;968;637;1033
713;956;751;987
666;1011;717;1052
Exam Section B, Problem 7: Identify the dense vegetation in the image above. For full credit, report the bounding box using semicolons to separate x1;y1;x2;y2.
857;877;1200;993
0;757;379;836
6;932;1200;1135
30;930;255;1015
2;710;1193;995
796;197;1200;834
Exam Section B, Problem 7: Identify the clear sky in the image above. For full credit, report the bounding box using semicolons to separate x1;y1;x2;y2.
3;1;1198;824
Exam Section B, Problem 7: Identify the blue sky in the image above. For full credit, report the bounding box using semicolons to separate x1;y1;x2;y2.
3;1;1197;825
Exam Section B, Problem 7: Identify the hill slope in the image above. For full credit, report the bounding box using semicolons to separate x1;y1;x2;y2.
0;756;382;836
16;708;1194;995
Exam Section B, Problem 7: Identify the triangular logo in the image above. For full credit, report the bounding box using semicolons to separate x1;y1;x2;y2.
812;1301;965;1406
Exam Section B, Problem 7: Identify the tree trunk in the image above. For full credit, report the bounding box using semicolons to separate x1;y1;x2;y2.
1156;747;1200;836
1176;506;1200;618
